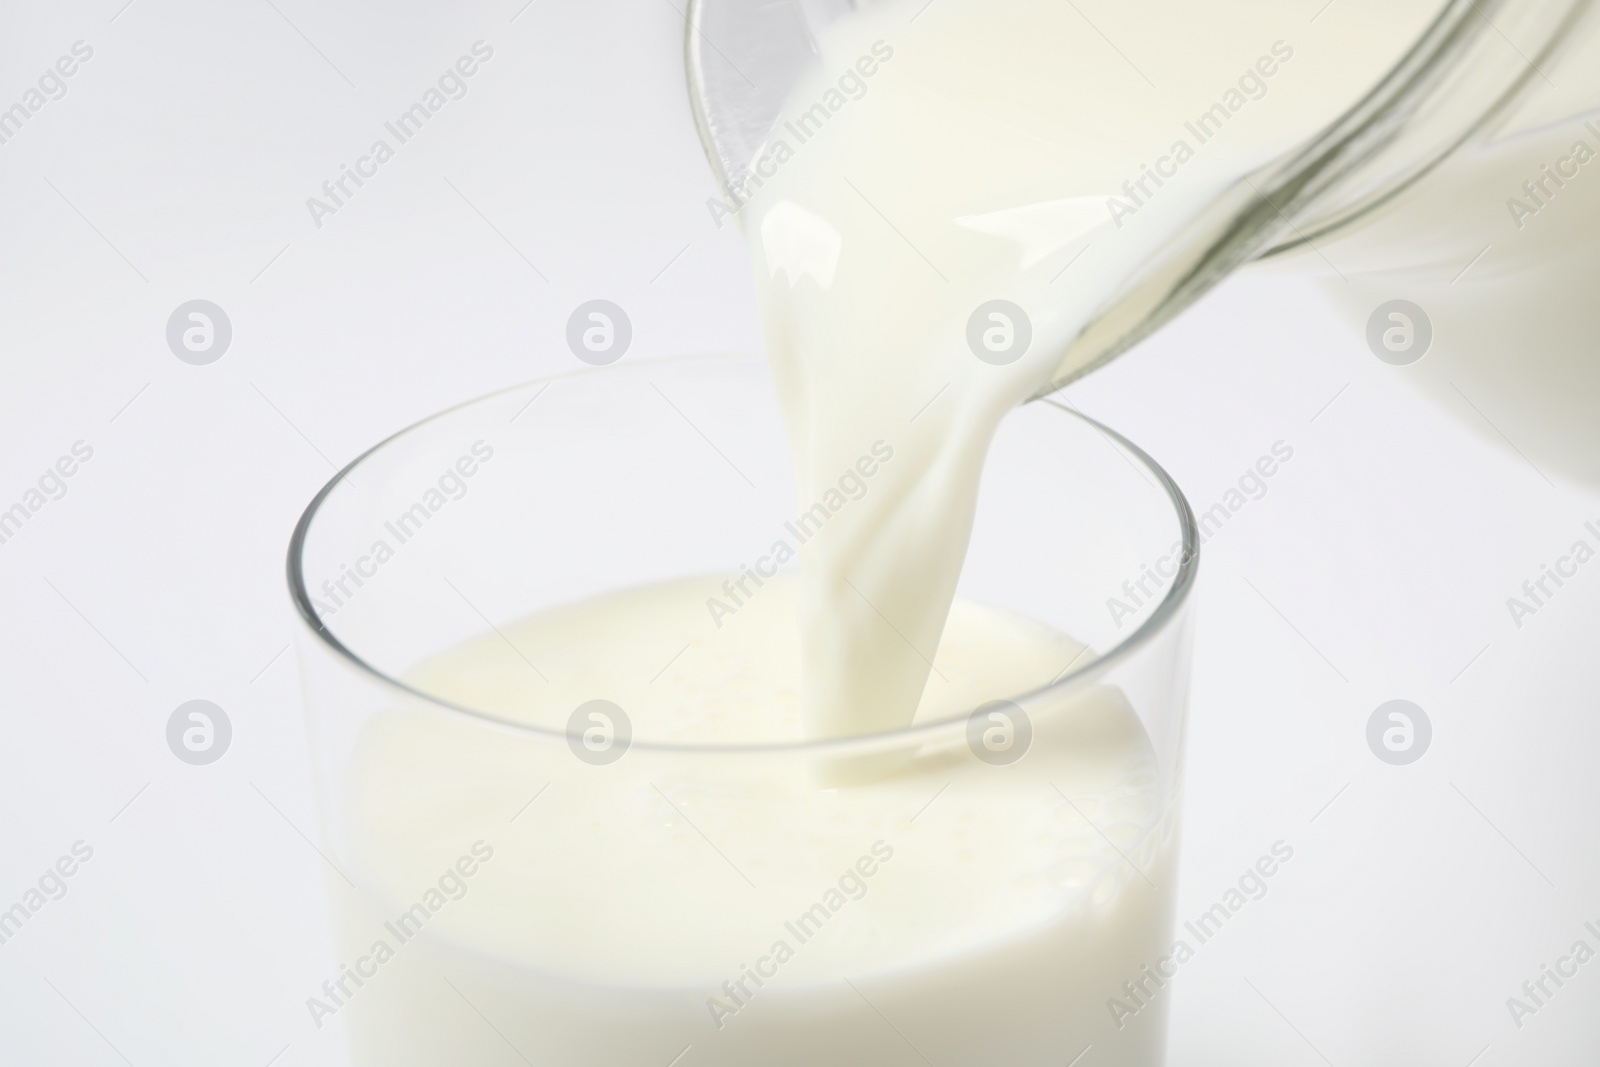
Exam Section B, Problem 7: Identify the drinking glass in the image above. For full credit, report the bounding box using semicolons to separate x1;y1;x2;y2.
289;354;1198;1066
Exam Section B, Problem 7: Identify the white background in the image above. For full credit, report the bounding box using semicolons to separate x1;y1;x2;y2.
0;1;1596;1065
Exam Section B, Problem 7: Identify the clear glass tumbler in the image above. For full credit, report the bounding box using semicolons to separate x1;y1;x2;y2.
288;354;1198;1066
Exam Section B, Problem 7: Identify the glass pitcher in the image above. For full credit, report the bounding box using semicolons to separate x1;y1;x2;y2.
685;0;1600;482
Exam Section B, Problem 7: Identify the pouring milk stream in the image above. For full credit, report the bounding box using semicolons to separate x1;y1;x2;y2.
736;0;1436;741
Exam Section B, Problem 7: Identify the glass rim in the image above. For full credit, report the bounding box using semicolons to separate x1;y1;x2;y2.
285;352;1200;756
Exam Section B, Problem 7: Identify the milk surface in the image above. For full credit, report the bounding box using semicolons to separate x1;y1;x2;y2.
332;577;1177;1065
